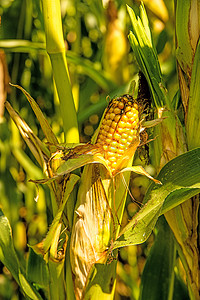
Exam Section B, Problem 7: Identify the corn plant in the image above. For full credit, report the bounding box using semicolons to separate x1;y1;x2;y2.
127;2;200;299
1;1;200;300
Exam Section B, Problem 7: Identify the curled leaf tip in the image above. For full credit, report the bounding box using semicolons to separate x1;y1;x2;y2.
155;179;162;185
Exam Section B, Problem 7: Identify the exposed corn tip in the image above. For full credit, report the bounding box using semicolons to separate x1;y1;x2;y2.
96;94;140;171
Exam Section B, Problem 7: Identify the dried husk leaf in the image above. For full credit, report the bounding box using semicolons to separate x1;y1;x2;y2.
5;101;49;169
70;164;112;299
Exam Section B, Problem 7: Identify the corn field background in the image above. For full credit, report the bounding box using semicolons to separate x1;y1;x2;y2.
0;0;200;299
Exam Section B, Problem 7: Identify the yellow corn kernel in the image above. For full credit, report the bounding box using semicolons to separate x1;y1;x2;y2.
111;140;118;147
118;120;126;128
109;127;115;134
121;114;128;122
113;132;121;140
127;135;133;142
96;94;140;172
103;124;109;132
113;107;121;115
118;143;127;149
114;115;121;122
125;105;132;112
105;138;112;144
122;133;128;139
111;121;117;129
121;138;127;145
109;112;116;120
109;146;118;153
117;127;126;134
106;133;113;140
109;156;117;162
111;161;117;169
126;122;132;128
103;145;108;151
106;119;112;126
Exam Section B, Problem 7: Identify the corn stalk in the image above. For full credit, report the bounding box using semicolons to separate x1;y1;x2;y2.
41;0;79;144
168;1;200;298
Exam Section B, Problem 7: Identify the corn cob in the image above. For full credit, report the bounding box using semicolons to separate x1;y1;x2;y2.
69;94;141;299
96;94;140;172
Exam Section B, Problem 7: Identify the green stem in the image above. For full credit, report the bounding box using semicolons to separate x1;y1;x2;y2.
41;0;79;143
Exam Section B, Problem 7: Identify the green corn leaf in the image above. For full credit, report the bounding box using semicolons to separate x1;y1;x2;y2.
186;40;200;150
0;39;46;53
127;4;168;108
27;247;49;288
0;209;21;285
42;174;79;253
19;272;43;300
66;245;76;300
56;150;111;177
84;260;117;300
12;147;43;179
113;147;200;249
139;217;176;300
0;39;115;91
29;174;79;299
0;210;43;299
5;101;50;168
56;154;109;176
31;150;111;186
48;260;66;300
116;165;161;184
175;0;193;76
173;273;190;300
10;84;58;146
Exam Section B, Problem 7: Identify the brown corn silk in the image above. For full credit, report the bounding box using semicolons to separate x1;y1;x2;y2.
70;95;141;299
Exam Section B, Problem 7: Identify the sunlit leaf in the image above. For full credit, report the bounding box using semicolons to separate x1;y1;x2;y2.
19;272;42;300
33;174;79;254
56;151;111;177
10;84;58;146
127;4;167;108
117;165;161;184
5;101;49;167
84;260;117;300
113;148;200;249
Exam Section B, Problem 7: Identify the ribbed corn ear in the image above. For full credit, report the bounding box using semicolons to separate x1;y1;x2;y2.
96;94;141;173
70;95;142;299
